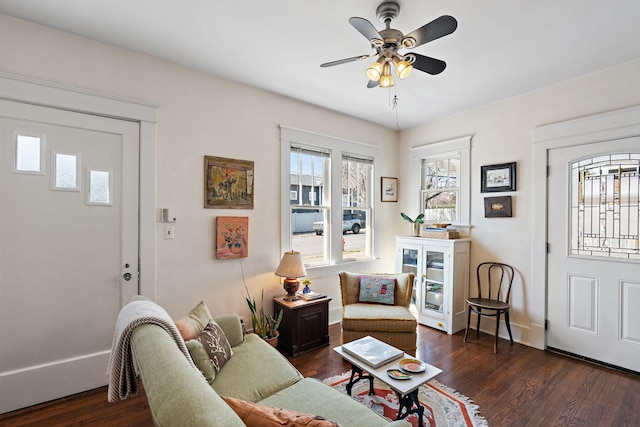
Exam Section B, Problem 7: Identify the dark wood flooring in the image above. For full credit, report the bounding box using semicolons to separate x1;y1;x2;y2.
1;324;638;426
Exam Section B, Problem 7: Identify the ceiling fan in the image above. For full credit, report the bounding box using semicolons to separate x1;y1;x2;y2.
321;1;457;88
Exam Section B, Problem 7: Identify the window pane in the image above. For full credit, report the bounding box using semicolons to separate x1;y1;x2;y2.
290;148;327;206
54;153;78;189
290;147;329;265
571;156;640;259
16;135;42;172
88;170;111;204
342;208;369;261
342;157;372;208
423;190;458;221
291;207;328;266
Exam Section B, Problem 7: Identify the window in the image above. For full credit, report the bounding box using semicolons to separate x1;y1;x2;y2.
421;156;460;222
86;168;112;206
52;152;81;191
342;154;372;261
12;132;45;175
281;126;378;266
571;154;640;259
410;136;471;232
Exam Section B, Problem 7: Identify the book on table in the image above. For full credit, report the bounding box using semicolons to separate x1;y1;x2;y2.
296;291;326;301
341;336;404;368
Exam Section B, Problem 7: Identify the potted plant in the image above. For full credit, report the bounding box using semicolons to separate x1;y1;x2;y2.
401;212;425;236
243;285;283;347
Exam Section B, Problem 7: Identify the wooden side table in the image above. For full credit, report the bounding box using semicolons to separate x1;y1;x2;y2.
273;295;331;357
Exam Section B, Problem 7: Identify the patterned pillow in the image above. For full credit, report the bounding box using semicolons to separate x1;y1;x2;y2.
190;320;233;375
357;276;397;305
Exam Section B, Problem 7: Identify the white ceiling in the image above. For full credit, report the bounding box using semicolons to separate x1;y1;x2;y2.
1;0;640;130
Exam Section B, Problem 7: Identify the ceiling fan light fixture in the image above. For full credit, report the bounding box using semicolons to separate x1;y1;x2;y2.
366;57;385;81
379;62;394;88
392;56;413;79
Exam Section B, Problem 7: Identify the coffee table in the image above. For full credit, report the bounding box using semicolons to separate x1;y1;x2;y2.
334;340;442;427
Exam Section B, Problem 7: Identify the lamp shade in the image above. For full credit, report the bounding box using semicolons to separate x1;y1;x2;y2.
275;251;307;278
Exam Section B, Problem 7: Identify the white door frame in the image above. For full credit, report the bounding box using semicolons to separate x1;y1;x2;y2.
0;71;158;299
531;105;640;350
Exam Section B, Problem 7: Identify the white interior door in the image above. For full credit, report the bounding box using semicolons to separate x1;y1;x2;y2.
0;99;139;413
547;138;640;373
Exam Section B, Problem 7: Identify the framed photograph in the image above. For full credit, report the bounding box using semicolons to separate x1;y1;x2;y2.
216;216;248;259
381;177;398;202
204;156;254;209
484;196;512;218
480;162;517;193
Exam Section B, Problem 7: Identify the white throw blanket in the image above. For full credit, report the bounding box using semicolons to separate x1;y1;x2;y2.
107;299;196;402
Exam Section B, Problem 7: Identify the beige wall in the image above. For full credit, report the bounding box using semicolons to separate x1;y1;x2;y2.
0;14;399;321
399;58;640;346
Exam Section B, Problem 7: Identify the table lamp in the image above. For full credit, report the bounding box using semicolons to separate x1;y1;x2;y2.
275;251;307;301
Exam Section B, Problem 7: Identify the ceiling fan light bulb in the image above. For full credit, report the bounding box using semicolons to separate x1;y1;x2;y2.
396;61;413;79
380;74;394;88
366;61;383;81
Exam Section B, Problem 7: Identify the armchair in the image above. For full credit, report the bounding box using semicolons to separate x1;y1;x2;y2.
338;271;417;354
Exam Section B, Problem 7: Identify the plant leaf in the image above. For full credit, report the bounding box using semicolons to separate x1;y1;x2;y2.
401;212;414;223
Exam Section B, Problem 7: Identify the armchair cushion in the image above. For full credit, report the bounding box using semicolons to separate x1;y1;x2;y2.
358;276;397;305
342;304;417;333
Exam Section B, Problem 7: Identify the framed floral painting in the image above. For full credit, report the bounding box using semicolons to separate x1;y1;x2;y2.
216;216;248;259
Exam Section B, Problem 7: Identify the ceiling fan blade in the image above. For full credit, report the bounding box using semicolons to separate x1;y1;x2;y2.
407;53;447;75
367;79;379;88
349;17;383;43
404;15;457;48
320;54;372;68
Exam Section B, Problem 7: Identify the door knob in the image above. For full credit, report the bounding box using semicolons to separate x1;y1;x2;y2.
122;272;132;281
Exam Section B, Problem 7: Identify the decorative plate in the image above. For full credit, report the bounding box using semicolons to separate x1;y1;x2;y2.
399;358;426;373
387;369;412;380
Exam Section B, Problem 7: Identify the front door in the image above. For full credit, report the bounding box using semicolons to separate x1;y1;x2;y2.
547;137;640;372
0;99;139;413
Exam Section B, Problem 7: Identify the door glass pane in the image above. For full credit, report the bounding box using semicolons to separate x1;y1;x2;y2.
54;153;79;190
15;134;44;173
424;251;444;313
88;169;111;205
571;155;640;259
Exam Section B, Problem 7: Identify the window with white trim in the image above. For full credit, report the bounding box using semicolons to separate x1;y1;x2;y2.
410;136;471;233
281;127;377;266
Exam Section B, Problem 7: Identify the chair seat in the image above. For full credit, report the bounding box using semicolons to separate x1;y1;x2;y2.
466;297;509;311
342;303;417;333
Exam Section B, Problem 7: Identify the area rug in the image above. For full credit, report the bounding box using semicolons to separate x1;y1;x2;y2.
323;372;487;427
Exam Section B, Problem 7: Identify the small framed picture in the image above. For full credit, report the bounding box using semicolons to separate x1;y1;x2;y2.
381;177;398;202
480;162;516;193
484;196;512;218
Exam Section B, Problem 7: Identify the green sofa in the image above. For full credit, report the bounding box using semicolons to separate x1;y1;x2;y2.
130;307;409;426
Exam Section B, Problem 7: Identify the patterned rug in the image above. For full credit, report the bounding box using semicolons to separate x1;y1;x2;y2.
323;372;487;427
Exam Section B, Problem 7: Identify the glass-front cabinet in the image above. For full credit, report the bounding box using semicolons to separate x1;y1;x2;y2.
396;236;470;334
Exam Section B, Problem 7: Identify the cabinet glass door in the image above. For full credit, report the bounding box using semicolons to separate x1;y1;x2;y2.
424;250;445;315
401;248;419;306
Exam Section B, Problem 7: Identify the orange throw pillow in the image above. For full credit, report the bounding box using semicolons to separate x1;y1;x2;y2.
221;396;341;427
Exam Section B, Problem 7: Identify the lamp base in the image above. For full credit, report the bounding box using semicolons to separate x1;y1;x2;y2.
283;278;300;301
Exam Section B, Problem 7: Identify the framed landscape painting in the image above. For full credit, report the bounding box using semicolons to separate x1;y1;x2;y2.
480;162;517;193
204;156;254;209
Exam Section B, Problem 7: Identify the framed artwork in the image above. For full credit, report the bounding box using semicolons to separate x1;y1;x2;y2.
204;156;254;209
484;196;512;218
480;162;517;193
216;216;248;259
381;177;398;202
